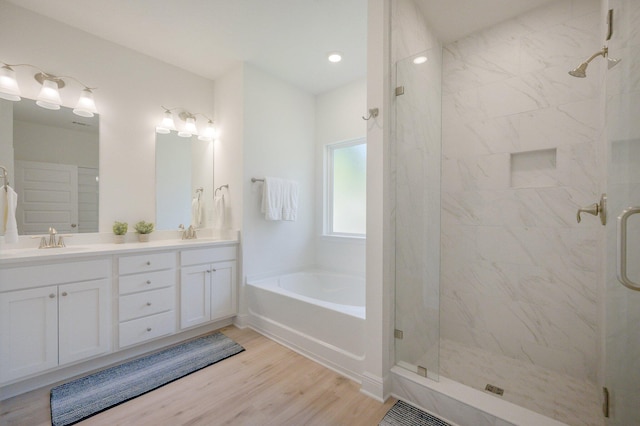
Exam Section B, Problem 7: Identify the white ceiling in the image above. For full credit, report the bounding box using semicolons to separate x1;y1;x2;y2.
8;0;556;94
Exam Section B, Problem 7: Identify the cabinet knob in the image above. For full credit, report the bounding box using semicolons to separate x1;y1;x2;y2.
146;261;151;266
211;268;217;272
61;292;68;297
146;302;152;306
49;293;56;299
146;280;151;285
206;270;211;273
146;327;152;332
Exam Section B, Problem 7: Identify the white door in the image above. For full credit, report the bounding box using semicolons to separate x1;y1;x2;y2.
15;160;78;234
211;261;237;320
180;264;211;329
58;279;111;365
0;286;58;383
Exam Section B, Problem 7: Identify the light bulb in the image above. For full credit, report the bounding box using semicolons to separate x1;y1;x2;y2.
328;52;342;63
0;65;21;101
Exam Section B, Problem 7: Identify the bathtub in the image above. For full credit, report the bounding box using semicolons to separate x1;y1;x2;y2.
246;270;366;381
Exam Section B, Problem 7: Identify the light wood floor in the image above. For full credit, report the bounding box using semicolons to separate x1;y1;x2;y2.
0;326;396;425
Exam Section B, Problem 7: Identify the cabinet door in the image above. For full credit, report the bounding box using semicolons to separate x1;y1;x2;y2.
180;264;211;329
0;286;58;383
211;261;237;320
58;279;111;365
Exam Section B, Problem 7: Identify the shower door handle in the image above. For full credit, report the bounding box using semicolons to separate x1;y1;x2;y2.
617;206;640;291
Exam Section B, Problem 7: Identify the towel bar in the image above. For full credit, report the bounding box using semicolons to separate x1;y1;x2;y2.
251;178;264;183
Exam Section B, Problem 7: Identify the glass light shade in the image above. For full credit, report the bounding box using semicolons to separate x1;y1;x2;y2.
73;88;98;117
36;79;62;110
413;56;428;64
156;111;176;134
0;65;21;101
178;116;197;137
198;120;217;141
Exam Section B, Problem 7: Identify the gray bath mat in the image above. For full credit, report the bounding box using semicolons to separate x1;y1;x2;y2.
380;400;453;426
50;332;244;426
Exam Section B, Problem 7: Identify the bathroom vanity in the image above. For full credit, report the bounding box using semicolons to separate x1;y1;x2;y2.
0;237;238;397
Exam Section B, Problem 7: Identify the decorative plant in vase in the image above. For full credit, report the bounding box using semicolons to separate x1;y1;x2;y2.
134;221;154;242
112;221;128;244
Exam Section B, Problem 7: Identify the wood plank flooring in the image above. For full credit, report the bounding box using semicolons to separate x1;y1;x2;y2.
0;326;396;425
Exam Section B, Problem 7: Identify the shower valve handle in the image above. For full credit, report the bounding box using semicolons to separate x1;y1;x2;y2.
577;194;607;225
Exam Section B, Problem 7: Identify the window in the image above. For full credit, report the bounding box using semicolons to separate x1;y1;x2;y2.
325;138;366;237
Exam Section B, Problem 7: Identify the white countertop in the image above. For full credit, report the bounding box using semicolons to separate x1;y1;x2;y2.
0;230;239;265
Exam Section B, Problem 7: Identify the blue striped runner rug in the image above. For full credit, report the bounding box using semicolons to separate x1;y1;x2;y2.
380;400;453;426
50;332;244;426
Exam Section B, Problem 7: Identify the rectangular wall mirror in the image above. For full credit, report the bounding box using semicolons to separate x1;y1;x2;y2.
155;132;213;231
0;98;99;235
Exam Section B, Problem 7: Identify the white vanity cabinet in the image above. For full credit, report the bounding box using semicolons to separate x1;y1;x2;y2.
0;259;111;384
180;245;237;330
117;251;177;348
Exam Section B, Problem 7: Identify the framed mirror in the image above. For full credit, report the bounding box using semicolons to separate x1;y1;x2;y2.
155;132;213;230
0;98;99;235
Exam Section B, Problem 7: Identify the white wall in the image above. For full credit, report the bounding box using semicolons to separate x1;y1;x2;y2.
315;78;367;276
0;1;215;232
213;63;244;233
241;65;316;281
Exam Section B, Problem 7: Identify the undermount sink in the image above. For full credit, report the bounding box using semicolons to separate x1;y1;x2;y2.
1;245;90;258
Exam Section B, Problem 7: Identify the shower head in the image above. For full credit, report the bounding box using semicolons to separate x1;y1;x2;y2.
569;62;588;78
568;46;621;78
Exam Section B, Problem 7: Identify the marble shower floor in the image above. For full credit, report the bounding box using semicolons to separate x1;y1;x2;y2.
439;339;603;426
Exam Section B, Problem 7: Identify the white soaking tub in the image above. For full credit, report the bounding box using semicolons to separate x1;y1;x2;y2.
246;270;366;381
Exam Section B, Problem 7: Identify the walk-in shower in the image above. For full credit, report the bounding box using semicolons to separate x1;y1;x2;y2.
392;0;640;425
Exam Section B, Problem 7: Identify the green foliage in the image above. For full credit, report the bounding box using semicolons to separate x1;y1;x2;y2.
112;221;128;235
134;221;155;234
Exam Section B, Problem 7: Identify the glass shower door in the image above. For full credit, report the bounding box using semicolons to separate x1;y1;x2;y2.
604;1;640;424
394;47;442;379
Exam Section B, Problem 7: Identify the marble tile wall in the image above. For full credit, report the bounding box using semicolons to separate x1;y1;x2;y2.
440;0;604;384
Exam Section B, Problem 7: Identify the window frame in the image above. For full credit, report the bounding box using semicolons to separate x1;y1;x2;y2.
324;137;367;238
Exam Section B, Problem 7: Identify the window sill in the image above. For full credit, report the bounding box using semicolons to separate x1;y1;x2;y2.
320;234;366;244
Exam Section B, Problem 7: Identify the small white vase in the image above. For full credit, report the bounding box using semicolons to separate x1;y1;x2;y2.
138;233;150;242
113;234;125;244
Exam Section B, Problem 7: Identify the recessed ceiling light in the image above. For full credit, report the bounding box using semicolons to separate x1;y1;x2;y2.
413;56;428;64
328;52;342;63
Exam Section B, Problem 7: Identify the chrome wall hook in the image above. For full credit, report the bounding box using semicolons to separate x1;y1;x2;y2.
362;108;379;121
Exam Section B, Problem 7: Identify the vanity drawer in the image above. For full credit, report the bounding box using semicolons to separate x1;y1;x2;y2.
119;310;175;348
181;246;236;266
118;252;176;275
119;287;174;322
118;269;176;295
0;259;111;292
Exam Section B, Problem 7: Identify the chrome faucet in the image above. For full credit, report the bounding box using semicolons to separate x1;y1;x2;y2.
179;224;198;240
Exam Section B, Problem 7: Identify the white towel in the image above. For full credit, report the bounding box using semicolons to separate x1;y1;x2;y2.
213;194;226;230
282;180;299;221
191;197;202;228
3;185;18;243
260;177;299;221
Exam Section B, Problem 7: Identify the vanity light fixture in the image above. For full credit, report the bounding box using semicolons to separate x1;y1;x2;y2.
0;62;98;117
156;106;217;141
